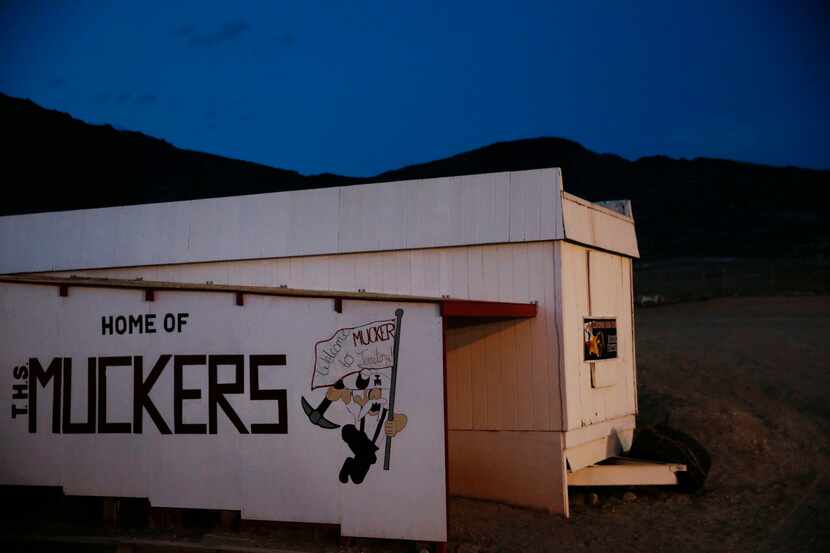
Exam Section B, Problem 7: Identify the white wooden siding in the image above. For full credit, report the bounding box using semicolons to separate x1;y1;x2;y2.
448;430;567;514
562;193;639;258
51;241;566;432
0;169;565;274
559;242;637;430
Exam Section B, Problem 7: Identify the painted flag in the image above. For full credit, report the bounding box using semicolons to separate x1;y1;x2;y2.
311;318;397;389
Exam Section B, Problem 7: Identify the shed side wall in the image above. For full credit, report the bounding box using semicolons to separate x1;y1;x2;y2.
50;241;565;432
560;242;637;431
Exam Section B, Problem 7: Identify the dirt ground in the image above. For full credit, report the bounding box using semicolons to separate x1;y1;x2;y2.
448;296;830;553
3;296;828;553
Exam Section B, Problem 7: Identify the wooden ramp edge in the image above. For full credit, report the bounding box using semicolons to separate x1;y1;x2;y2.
568;457;687;486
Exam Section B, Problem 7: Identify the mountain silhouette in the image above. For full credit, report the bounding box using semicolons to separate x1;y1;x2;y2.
2;92;827;260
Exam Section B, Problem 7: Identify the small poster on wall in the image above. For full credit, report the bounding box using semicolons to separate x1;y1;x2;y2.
583;318;617;361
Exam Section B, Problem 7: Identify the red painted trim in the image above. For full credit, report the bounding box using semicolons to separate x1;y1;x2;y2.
440;299;537;319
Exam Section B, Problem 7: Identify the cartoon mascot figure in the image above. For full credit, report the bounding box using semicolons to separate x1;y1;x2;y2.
325;370;407;484
302;311;407;484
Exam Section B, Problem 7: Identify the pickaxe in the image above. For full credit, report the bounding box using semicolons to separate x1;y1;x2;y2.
301;380;344;430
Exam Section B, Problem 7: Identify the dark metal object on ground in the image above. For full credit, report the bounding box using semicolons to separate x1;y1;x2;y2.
627;424;711;491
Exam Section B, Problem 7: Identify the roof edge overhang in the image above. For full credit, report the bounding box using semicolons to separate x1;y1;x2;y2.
561;192;640;258
0;274;537;323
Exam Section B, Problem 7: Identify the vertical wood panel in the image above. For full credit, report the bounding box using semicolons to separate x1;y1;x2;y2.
524;171;543;242
448;430;568;514
541;240;560;430
496;245;513;302
394;251;412;296
457;327;473;429
422;250;442;296
302;256;329;290
587;250;630;421
467;248;485;299
373;180;407;251
613;255;633;418
446;331;460;430
499;323;519;429
591;252;636;420
367;253;385;292
381;254;398;295
59;241;573;435
329;255;356;292
560;242;590;429
422;179;444;248
447;177;465;244
527;243;551;430
511;244;531;302
51;211;83;271
512;320;534;430
287;188;340;256
449;249;468;298
482;247;501;302
552;244;567;430
468;173;510;245
625;258;638;416
457;176;475;245
559;243;638;430
439;251;451;296
510;243;535;430
225;261;254;286
354;253;371;291
508;171;528;242
539;168;563;239
273;259;291;287
469;325;488;429
402;179;424;248
587;250;609;425
492;174;511;244
484;322;503;429
410;250;427;296
337;184;367;252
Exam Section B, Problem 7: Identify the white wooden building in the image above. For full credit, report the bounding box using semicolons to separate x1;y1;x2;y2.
0;167;640;517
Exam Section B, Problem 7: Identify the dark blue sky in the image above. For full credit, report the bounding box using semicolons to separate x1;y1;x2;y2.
1;1;827;175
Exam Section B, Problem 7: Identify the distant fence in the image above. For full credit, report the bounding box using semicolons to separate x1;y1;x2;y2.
634;258;830;304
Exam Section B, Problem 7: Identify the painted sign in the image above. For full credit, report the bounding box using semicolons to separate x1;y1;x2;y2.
302;309;405;484
583;318;618;361
0;283;446;541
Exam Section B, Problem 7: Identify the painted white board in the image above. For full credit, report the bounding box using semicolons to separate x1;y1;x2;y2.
0;169;565;274
0;283;446;542
561;193;639;258
53;241;566;431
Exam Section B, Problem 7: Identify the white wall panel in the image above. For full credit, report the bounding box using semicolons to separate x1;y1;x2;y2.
448;430;567;514
0;283;446;541
0;169;565;274
51;241;565;432
562;194;639;258
559;242;637;430
48;240;641;435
